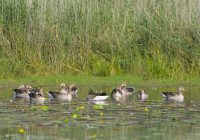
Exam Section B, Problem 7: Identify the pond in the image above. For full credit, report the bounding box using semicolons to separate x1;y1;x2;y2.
0;84;200;140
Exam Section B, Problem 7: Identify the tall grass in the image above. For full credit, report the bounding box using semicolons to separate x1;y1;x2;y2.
0;0;200;79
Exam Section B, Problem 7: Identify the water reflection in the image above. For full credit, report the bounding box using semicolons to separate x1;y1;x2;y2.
0;85;200;140
0;118;200;140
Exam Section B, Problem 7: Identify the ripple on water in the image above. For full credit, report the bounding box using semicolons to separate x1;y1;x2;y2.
0;85;200;139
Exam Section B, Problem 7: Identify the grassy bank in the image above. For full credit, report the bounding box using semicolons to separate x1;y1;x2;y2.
0;75;199;88
0;0;200;79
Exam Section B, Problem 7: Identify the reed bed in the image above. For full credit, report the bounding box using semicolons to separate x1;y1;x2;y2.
0;0;200;79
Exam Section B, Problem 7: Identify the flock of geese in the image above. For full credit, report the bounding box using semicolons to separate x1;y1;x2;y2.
12;83;185;104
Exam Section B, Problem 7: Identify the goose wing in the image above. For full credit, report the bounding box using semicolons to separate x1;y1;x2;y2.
13;89;24;94
48;91;60;99
126;87;135;93
161;92;176;98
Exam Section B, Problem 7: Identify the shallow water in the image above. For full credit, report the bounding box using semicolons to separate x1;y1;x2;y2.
0;84;200;140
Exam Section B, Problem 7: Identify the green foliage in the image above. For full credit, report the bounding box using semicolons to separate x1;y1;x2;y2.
93;104;104;110
30;105;49;112
0;0;200;79
40;106;49;112
64;106;85;123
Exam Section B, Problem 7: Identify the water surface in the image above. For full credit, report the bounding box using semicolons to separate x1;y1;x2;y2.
0;84;200;140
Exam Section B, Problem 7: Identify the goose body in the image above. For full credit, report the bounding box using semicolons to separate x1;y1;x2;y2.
86;90;109;101
48;91;72;102
111;89;123;102
28;88;45;104
161;87;185;102
137;89;148;101
60;83;78;98
12;84;33;102
67;84;78;98
111;84;135;102
48;83;77;102
13;89;29;101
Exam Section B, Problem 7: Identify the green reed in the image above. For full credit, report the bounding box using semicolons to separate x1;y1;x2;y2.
0;0;200;79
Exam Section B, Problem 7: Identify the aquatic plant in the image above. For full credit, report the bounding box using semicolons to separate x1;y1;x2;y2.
18;128;26;134
0;0;200;79
93;104;104;110
64;105;85;123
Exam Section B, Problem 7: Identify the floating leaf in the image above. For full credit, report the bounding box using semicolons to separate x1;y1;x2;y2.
154;109;160;113
99;112;104;116
99;120;104;124
93;104;104;110
30;106;37;111
172;117;180;121
40;106;49;112
71;113;80;119
64;118;69;123
88;134;97;139
76;106;84;112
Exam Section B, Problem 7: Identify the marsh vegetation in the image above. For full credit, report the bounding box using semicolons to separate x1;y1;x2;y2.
0;0;200;79
1;1;200;139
